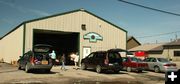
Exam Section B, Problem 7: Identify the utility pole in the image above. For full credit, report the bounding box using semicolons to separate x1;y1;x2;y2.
156;40;158;44
175;33;178;41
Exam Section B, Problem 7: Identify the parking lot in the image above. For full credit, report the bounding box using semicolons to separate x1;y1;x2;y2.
0;63;166;84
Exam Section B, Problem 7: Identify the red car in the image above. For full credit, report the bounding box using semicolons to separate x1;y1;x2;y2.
122;57;148;72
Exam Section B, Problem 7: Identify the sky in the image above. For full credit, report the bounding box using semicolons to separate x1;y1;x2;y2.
0;0;180;44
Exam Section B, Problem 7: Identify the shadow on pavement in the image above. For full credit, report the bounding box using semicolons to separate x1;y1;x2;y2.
82;69;128;74
72;81;143;84
30;70;58;74
0;70;19;73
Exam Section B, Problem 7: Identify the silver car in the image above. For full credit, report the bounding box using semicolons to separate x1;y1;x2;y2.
144;57;177;72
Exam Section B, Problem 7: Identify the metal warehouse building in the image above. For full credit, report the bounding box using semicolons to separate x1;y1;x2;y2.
0;9;127;64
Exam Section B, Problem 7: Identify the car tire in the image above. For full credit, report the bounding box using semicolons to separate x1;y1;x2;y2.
96;65;102;73
25;64;30;73
18;63;22;70
154;66;160;73
127;67;131;72
137;70;142;73
81;63;87;70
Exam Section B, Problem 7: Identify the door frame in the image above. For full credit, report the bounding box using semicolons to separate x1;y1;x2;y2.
82;46;91;59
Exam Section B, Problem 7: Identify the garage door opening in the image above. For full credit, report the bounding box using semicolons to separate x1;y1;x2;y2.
33;29;79;65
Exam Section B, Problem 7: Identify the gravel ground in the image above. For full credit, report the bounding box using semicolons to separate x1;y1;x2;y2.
0;63;165;84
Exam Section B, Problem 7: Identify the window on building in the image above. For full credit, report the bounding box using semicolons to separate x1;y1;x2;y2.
81;24;86;31
174;51;180;56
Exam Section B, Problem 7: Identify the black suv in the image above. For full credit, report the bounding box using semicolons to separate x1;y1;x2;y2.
81;48;127;73
18;44;53;73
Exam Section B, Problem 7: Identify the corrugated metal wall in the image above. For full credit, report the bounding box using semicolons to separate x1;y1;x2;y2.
163;49;180;61
0;25;24;63
0;40;2;62
25;10;126;61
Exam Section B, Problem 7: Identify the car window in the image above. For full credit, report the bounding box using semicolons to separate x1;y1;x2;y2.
109;53;120;59
23;54;27;58
137;58;143;62
130;57;140;62
145;58;152;62
95;53;105;59
34;46;51;53
157;58;169;62
144;58;148;62
151;58;157;62
122;58;128;62
108;52;121;63
88;53;94;58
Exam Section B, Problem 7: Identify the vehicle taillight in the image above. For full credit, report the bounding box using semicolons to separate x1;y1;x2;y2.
104;59;109;65
171;64;176;66
164;64;176;66
30;56;35;64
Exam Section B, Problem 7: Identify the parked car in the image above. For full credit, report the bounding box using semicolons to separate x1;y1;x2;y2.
17;44;53;73
81;48;129;73
122;57;148;72
144;57;177;72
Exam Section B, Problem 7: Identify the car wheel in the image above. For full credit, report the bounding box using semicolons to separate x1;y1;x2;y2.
25;64;30;73
154;66;160;73
81;63;86;70
137;70;142;73
96;65;102;73
18;63;22;70
127;67;131;72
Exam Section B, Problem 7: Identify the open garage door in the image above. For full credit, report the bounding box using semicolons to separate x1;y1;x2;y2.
33;29;79;65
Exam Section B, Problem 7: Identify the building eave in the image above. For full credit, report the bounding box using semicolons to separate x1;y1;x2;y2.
1;8;127;40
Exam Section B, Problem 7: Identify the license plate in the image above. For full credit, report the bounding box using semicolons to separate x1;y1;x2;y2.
41;60;48;64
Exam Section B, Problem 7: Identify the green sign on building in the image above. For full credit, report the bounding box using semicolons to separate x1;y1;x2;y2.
83;32;103;42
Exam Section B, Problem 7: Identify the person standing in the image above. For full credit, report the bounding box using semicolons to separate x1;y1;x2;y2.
70;52;79;70
74;52;79;70
61;53;66;70
49;50;56;65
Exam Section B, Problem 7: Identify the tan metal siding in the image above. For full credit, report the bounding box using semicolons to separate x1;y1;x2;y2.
25;11;83;52
25;11;126;61
163;49;180;61
0;25;24;63
0;40;2;61
80;11;126;51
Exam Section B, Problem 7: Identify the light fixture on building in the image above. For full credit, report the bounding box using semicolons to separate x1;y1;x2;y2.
81;24;86;31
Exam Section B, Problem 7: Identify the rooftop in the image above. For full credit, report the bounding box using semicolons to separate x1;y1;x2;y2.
164;39;180;46
127;36;141;45
129;43;166;51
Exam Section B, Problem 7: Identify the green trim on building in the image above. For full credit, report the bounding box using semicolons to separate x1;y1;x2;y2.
1;9;127;40
126;32;128;50
1;23;25;40
78;33;80;65
32;29;34;50
25;9;127;33
84;10;127;33
22;24;26;55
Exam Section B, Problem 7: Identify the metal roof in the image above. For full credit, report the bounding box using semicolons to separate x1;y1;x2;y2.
1;9;127;40
164;39;180;46
127;36;141;45
129;43;166;51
